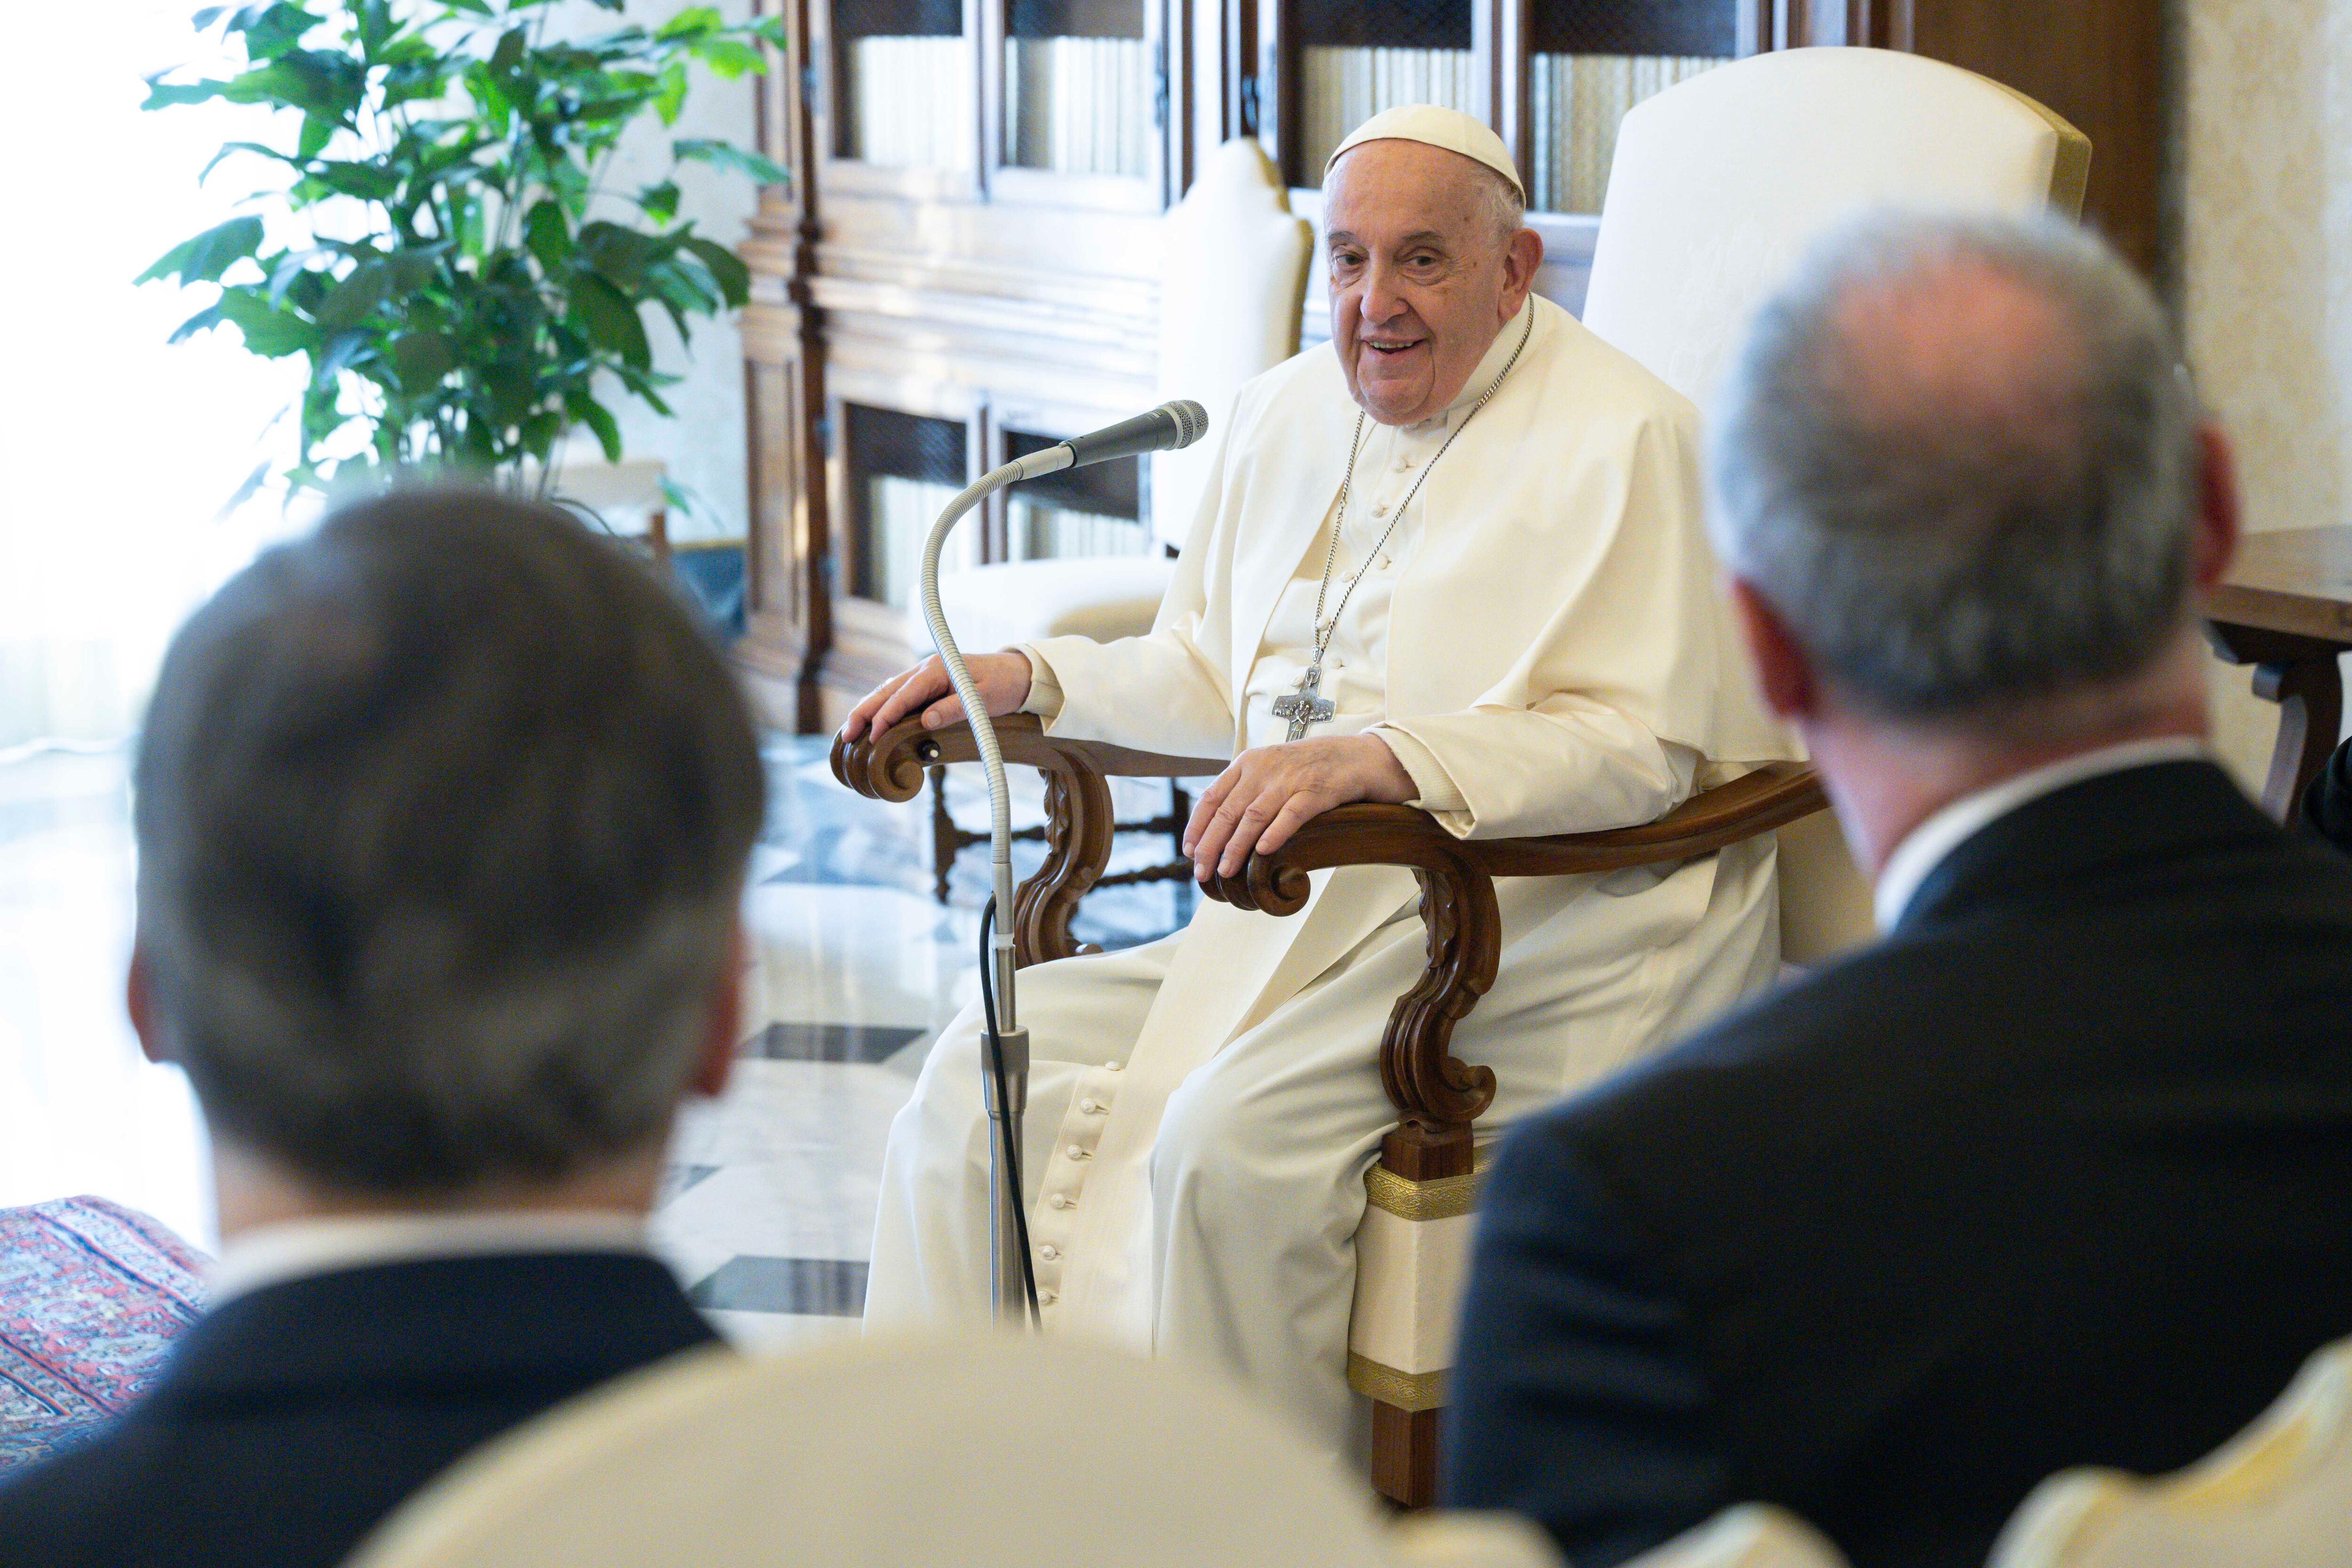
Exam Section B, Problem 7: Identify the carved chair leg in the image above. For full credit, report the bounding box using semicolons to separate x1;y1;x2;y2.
1370;1401;1442;1509
927;766;955;904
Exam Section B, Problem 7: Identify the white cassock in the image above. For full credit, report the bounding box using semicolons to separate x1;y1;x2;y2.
865;295;1800;1450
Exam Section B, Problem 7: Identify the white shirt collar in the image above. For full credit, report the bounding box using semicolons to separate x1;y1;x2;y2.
1873;736;2214;933
208;1209;649;1308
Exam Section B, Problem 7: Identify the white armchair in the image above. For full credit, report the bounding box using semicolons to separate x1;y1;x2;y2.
1990;1336;2352;1568
349;1335;1562;1568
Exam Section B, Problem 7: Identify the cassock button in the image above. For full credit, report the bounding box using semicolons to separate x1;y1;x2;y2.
1040;1289;1057;1305
1375;554;1392;572
1392;454;1412;472
1049;1192;1073;1209
1067;1144;1090;1160
1103;1061;1122;1072
1372;502;1391;518
1079;1097;1105;1114
1040;1243;1060;1261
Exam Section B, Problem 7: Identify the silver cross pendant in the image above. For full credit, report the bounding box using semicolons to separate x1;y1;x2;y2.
1271;663;1336;742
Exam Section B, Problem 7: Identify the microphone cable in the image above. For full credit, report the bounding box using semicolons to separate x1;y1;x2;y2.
977;896;1042;1327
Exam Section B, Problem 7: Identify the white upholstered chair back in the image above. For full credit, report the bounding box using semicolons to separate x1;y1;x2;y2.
1621;1505;1850;1568
1151;137;1313;547
349;1335;1559;1568
1579;46;2091;967
1988;1337;2352;1568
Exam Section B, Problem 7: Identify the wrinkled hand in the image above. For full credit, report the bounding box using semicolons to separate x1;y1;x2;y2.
842;650;1033;742
1184;734;1416;882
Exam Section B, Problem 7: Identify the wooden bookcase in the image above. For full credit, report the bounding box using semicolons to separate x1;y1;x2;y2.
739;0;2166;731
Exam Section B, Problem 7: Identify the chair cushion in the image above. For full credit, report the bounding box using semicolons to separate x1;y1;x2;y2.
932;557;1177;652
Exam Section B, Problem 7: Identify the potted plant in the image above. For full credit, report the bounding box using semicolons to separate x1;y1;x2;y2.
137;0;790;505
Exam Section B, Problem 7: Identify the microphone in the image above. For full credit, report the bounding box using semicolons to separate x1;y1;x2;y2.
908;392;1205;1330
1014;400;1210;477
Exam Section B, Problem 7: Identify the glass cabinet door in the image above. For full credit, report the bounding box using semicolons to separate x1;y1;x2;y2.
1287;0;1476;188
845;404;971;610
1003;0;1153;180
832;0;971;169
1001;430;1150;561
1525;0;1737;214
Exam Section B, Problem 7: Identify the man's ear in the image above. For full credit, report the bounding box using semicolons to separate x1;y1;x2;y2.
687;919;747;1101
127;944;170;1066
1500;226;1543;317
1727;577;1818;721
2191;423;2241;592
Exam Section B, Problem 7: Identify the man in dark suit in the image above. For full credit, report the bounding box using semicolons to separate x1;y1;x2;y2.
1442;214;2352;1568
0;490;767;1567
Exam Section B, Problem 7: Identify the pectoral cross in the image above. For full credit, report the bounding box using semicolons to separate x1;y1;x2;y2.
1271;663;1336;742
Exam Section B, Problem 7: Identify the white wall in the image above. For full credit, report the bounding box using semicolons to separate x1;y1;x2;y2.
2183;0;2352;784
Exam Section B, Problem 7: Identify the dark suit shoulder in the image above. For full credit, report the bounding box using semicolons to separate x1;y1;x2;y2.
0;1251;717;1568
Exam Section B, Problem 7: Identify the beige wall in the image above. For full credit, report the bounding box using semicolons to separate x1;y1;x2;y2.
2183;0;2352;786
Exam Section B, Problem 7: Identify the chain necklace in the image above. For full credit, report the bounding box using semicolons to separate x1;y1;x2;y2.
1272;306;1536;742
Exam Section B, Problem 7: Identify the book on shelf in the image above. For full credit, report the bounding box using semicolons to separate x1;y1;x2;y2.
1299;46;1477;182
1529;54;1724;214
1008;503;1153;562
844;35;969;168
864;476;970;609
1006;35;1152;178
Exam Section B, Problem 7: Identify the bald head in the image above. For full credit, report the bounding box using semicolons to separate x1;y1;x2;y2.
1709;214;2201;725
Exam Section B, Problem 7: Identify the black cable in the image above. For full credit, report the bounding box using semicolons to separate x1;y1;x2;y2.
979;897;1042;1326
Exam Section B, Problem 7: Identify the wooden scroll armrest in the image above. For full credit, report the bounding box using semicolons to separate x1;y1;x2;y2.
1196;762;1827;1177
830;712;1226;966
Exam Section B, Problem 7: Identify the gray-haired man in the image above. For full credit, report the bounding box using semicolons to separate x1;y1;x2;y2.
1443;215;2352;1568
0;491;765;1568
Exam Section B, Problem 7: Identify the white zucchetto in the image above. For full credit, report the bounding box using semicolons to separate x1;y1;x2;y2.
1321;104;1526;204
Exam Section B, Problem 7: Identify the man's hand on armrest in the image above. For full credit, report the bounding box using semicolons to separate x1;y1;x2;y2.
842;650;1034;742
1183;735;1417;882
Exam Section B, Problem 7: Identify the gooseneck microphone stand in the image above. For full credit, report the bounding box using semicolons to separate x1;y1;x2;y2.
915;399;1209;1326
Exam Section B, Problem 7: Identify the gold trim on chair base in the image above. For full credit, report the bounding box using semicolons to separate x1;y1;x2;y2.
1350;1353;1448;1414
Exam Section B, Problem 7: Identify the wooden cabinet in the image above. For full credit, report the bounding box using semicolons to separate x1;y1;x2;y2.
738;0;2165;731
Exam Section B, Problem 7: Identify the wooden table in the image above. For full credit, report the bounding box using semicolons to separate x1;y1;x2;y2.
2205;527;2352;819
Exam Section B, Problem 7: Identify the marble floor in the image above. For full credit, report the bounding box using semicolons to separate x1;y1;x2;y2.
0;735;1194;1349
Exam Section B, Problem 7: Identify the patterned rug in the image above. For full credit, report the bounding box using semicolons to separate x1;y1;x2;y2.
0;1196;208;1473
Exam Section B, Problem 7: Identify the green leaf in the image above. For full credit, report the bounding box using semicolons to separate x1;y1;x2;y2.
575;221;668;287
437;0;495;16
168;302;227;343
136;215;267;285
312;328;375;386
524;199;572;270
751;17;791;49
689;37;764;79
653;59;687;126
314;251;440;328
238;5;320;60
192;6;231;27
566;273;651;370
566;392;623;460
297;113;335;159
217;288;316;357
680;237;748;308
673;137;790;187
636;180;680;224
489;26;526;78
198;140;292;182
389;331;456;389
143;75;230;110
655;6;723;40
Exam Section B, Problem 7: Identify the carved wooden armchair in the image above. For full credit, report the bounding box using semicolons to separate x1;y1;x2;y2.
832;711;1828;1505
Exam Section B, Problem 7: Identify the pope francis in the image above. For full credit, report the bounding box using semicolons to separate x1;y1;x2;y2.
843;105;1798;1450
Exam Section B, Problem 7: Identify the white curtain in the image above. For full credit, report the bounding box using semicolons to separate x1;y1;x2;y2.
0;4;310;750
